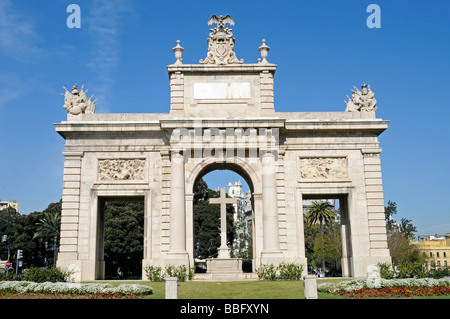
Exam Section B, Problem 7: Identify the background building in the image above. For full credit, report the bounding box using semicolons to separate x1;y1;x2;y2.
0;200;19;212
412;234;450;270
227;181;252;258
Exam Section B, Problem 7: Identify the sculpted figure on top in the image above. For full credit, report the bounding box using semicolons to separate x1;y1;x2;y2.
200;15;244;65
62;84;96;115
345;83;377;112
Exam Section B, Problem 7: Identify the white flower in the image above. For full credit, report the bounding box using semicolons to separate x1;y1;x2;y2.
0;281;153;296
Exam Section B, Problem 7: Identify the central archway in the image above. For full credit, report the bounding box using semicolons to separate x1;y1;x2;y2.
185;157;262;272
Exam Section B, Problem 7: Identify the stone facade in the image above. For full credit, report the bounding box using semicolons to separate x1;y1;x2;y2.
55;15;391;281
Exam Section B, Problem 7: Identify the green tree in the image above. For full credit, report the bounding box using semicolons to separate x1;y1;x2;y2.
384;200;398;231
33;211;61;241
305;200;336;235
312;222;342;276
0;207;20;261
103;200;144;278
18;211;49;267
398;217;417;240
1;201;62;268
384;200;422;265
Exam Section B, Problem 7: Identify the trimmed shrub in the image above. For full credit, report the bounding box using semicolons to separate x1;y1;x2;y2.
143;265;164;282
144;264;194;282
256;263;304;281
256;264;277;281
23;267;73;283
278;262;303;280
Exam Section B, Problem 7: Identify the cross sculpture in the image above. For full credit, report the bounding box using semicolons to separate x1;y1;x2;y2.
209;188;237;259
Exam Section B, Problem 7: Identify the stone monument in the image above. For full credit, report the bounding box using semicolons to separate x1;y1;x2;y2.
55;14;391;281
206;188;244;280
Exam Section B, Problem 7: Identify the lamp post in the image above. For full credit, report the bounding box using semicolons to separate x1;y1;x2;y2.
53;235;58;267
46;235;58;267
1;235;10;261
1;235;11;275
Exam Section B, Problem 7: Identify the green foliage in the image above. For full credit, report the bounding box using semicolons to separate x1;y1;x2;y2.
256;263;304;281
103;200;144;278
396;261;429;279
387;227;424;266
384;200;421;266
144;264;194;282
144;265;164;282
165;264;195;282
255;264;277;281
33;211;61;240
430;268;450;279
22;267;72;283
0;272;23;281
378;262;395;279
277;262;303;280
0;201;62;268
378;262;431;279
384;200;397;230
305;201;336;233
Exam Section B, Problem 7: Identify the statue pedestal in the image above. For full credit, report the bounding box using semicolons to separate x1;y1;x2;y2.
206;258;244;281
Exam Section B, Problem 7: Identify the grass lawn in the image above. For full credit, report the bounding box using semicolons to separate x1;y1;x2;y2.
145;280;304;299
105;278;450;299
102;279;349;299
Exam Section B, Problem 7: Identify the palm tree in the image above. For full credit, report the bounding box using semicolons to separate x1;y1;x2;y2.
33;211;61;241
305;200;337;274
305;200;336;235
34;211;61;267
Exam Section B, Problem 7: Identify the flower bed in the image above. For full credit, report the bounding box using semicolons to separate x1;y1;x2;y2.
318;277;450;299
0;281;153;298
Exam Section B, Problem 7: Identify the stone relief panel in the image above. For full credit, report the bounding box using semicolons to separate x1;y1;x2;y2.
98;159;146;181
300;157;347;179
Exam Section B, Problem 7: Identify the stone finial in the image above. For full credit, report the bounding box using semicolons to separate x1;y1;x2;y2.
172;40;184;65
258;39;270;64
345;83;377;112
199;15;244;65
61;83;96;115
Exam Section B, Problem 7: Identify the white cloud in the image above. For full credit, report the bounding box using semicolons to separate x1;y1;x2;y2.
0;73;26;109
0;0;41;61
85;0;135;112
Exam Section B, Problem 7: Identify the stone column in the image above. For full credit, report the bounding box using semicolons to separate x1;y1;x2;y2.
260;151;283;263
167;150;189;264
57;151;83;281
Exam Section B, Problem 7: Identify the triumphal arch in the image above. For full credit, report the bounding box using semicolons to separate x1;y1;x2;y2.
55;15;391;281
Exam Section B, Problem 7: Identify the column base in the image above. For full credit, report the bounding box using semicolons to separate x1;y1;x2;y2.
217;247;231;259
260;250;284;266
164;251;190;267
206;258;244;281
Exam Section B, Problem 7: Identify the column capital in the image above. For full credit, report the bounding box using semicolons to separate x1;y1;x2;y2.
170;149;184;159
62;151;84;158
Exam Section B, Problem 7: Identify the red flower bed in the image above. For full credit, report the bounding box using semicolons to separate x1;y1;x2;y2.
333;286;450;299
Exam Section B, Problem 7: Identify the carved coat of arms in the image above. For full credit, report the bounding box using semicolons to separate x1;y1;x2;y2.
200;15;244;65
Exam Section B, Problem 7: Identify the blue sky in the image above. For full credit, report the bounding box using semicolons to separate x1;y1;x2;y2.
0;0;449;236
